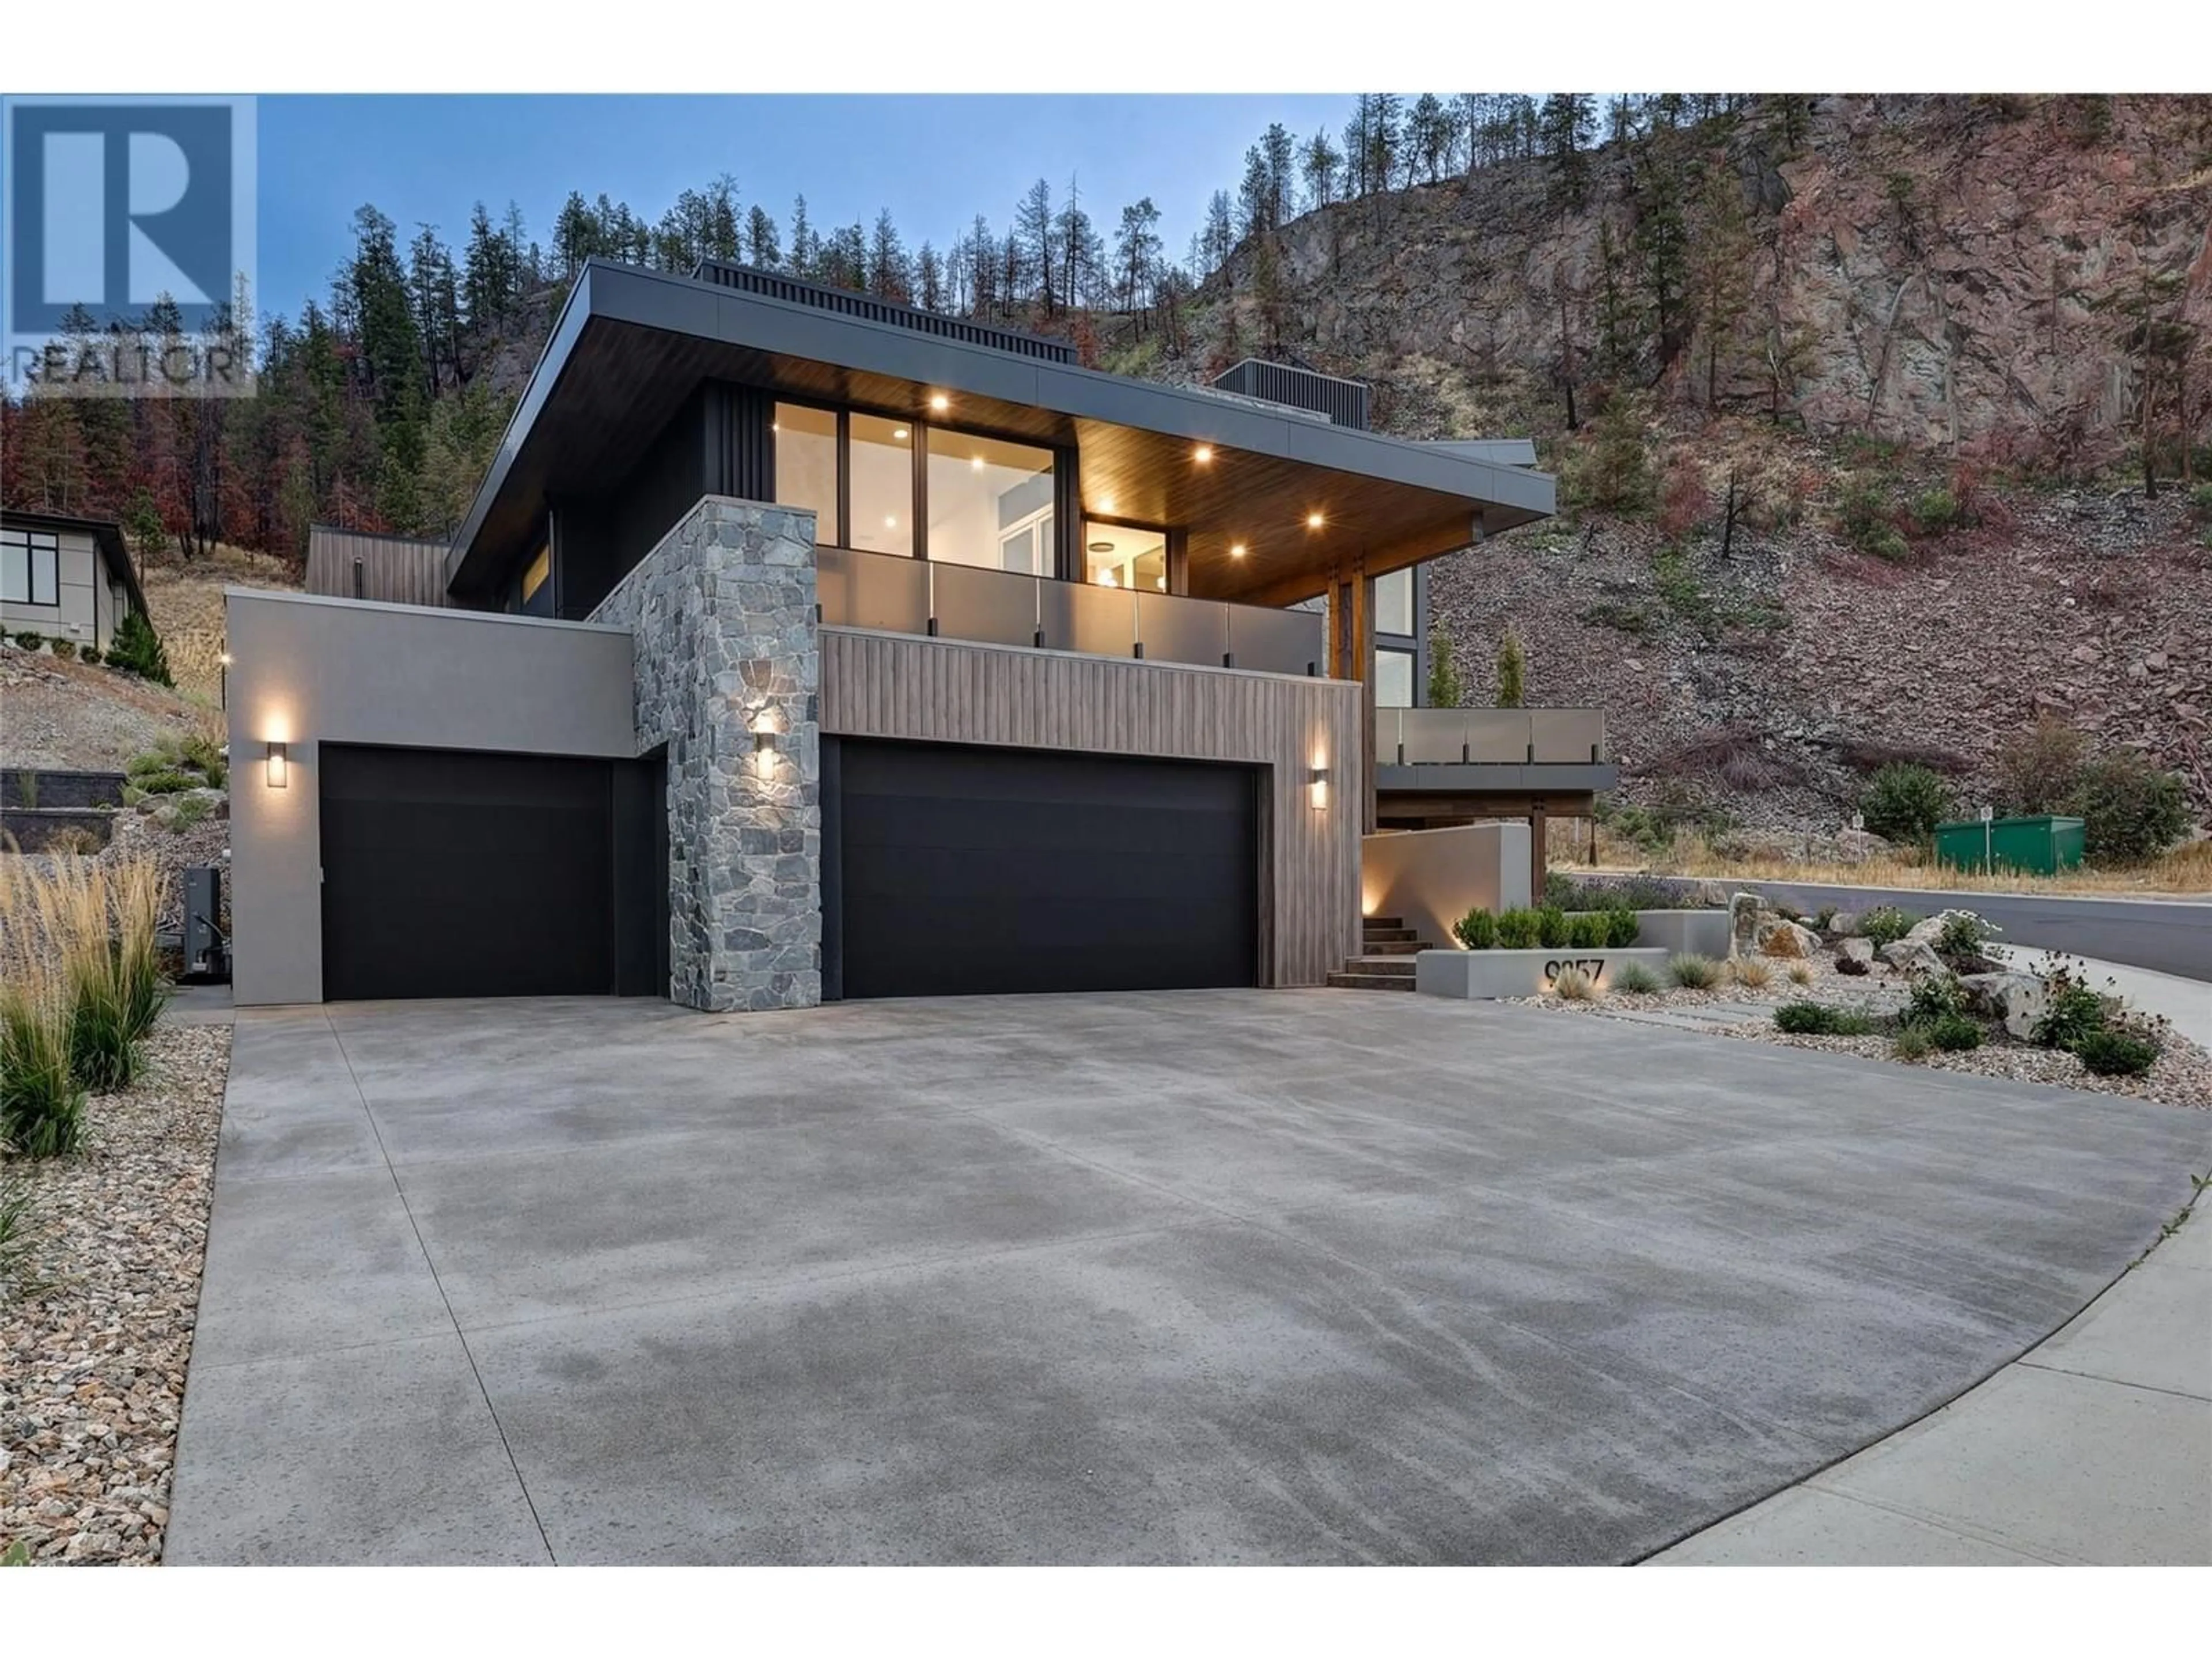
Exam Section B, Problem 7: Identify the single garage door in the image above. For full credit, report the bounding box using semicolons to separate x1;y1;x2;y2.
830;739;1258;999
320;744;665;1001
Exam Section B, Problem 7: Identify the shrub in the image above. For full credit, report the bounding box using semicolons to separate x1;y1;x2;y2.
1730;957;1775;989
2031;961;2111;1051
1786;963;1815;987
162;793;214;831
1814;905;1838;930
1;1165;42;1300
2076;1028;2159;1077
1893;1026;1933;1062
29;856;166;1092
1567;911;1612;950
2071;752;2189;863
1774;1001;1880;1036
51;639;77;661
1548;873;1676;913
1902;972;1972;1028
1495;627;1526;709
1453;908;1497;950
106;609;173;685
131;769;196;794
2190;480;2212;519
1551;965;1597;1001
1668;952;1722;990
1426;624;1463;709
1835;475;1910;560
1996;717;2089;815
11;631;40;651
77;647;101;666
1495;908;1542;950
1859;763;1953;844
1859;906;1918;948
180;733;228;788
1910;488;1967;536
1536;906;1571;949
1612;961;1664;994
1934;911;1998;961
1927;1013;1985;1051
1604;909;1641;948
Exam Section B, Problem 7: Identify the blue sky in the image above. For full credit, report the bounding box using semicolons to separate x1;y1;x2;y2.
255;94;1358;323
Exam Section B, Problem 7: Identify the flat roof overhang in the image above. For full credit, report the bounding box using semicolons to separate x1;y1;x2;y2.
448;260;1555;604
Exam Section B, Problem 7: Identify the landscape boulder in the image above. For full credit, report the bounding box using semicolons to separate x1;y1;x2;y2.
1958;972;2050;1041
1878;938;1948;978
1835;937;1874;975
1728;892;1764;955
1827;911;1860;938
1756;919;1823;959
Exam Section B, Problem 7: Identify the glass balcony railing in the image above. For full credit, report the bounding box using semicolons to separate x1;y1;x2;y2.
816;544;1327;679
1376;706;1607;766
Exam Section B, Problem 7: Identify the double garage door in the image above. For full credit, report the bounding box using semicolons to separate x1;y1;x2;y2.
320;739;1257;1001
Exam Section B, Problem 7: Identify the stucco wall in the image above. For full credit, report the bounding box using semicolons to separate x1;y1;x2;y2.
1361;823;1533;948
225;590;635;1006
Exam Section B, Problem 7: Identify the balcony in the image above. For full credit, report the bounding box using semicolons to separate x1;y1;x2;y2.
816;545;1327;679
1374;706;1618;802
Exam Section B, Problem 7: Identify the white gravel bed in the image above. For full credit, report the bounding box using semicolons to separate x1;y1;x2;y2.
1;1022;230;1565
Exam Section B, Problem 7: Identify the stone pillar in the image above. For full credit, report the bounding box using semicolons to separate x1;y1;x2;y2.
588;498;820;1012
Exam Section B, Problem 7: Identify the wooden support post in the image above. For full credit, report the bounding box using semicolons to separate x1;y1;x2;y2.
1529;798;1548;901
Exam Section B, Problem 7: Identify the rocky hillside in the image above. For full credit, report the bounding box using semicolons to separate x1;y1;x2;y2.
1145;94;2212;836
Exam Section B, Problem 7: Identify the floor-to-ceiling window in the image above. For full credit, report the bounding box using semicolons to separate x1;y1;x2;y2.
849;414;914;557
772;403;840;545
927;432;1055;574
1084;521;1167;591
1373;566;1419;707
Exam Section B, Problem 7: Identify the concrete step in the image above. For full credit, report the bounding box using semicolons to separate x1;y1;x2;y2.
1361;926;1418;943
1358;939;1423;956
1327;971;1417;992
1339;955;1416;976
1363;915;1403;931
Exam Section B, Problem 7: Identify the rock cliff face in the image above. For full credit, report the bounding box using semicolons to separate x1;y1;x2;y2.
1169;95;2212;838
1202;95;2212;467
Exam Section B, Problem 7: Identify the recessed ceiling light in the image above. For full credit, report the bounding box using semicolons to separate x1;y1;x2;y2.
971;456;983;470
1098;497;1116;514
1194;445;1213;463
1230;542;1247;559
929;394;949;412
1306;512;1324;530
892;427;909;440
885;515;897;527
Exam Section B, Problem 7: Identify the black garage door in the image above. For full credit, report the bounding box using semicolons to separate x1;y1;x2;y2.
320;744;665;1001
828;739;1258;999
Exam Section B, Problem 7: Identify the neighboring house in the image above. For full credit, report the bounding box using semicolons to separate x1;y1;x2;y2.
0;509;146;653
304;524;454;608
225;257;1590;1011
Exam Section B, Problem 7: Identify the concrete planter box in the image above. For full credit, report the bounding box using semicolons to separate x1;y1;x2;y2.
1416;946;1675;1000
1625;909;1730;957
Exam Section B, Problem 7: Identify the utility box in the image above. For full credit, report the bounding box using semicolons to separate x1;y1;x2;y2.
181;865;229;982
1934;815;2086;877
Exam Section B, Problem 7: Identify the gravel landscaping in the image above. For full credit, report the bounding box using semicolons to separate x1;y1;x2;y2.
1517;951;2212;1112
1;1021;230;1565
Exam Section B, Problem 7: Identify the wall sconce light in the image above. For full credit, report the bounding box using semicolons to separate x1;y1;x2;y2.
1309;764;1328;811
266;740;288;789
751;710;779;772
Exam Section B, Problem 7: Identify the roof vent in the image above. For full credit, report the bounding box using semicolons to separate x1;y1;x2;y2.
692;259;1076;365
1207;358;1369;430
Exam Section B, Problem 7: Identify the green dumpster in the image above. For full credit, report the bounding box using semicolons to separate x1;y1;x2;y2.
1933;815;2086;876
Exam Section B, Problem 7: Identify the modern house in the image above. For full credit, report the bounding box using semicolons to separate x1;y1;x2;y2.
225;258;1599;1010
1;509;146;653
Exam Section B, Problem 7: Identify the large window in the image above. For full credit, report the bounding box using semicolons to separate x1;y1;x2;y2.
772;403;839;544
1374;568;1414;636
850;414;914;557
1;528;59;607
1084;521;1167;591
927;431;1055;575
1376;647;1416;709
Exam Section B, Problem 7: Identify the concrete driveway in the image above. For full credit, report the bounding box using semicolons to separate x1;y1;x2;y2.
166;991;2212;1565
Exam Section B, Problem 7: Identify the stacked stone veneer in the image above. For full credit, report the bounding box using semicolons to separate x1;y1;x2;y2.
588;497;821;1011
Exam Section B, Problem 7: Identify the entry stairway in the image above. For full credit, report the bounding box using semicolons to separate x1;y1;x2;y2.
1326;915;1423;992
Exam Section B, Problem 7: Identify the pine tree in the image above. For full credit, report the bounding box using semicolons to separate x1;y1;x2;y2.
1494;627;1525;709
1113;198;1163;323
787;195;819;278
1631;150;1691;368
744;204;782;268
1539;94;1597;207
1015;178;1056;313
915;242;944;312
1426;624;1463;709
868;210;911;302
1301;128;1342;211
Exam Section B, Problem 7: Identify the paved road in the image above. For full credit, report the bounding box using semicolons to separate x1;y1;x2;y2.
1685;880;2212;982
167;991;2208;1565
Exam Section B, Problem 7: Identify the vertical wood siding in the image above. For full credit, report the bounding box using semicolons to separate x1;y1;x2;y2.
820;626;1362;987
304;527;454;608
